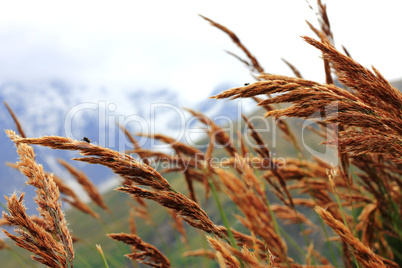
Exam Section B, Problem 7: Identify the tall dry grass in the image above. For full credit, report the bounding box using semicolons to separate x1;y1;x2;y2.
1;1;401;267
3;131;74;267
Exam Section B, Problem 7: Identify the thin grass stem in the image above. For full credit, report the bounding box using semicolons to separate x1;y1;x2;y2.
96;244;110;268
208;178;244;268
329;180;361;268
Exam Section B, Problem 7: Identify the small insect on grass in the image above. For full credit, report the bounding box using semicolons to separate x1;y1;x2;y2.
82;137;91;143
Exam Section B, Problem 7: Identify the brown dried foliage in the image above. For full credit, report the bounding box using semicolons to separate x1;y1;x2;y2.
182;249;216;260
6;130;224;240
215;168;288;261
116;184;223;238
108;233;170;268
7;161;99;219
199;15;264;74
185;108;238;157
213;68;402;163
3;100;27;138
3;130;74;267
315;206;398;268
58;158;109;212
2;2;402;268
207;236;240;268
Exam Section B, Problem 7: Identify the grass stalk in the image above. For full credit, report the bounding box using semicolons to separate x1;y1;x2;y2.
317;217;340;267
202;232;211;268
96;244;110;268
264;194;292;267
208;178;244;268
208;178;236;247
328;176;361;268
171;229;189;268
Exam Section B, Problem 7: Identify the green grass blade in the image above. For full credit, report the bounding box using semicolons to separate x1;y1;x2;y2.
96;244;110;268
208;178;244;268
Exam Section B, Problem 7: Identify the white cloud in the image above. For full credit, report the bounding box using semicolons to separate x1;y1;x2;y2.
0;0;400;102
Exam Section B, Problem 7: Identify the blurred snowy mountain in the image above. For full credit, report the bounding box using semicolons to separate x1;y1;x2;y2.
0;80;254;209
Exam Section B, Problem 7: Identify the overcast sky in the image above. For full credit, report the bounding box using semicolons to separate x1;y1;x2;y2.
0;0;401;102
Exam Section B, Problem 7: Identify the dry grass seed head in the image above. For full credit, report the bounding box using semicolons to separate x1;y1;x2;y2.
207;236;240;268
6;131;173;192
3;100;27;138
199;15;264;74
315;206;389;268
116;184;224;239
215;169;288;259
5;131;74;266
182;249;216;260
2;193;70;267
108;233;170;268
58;158;109;212
184;108;238;157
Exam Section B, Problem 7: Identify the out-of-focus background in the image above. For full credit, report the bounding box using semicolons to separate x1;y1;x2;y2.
0;1;401;266
1;0;401;185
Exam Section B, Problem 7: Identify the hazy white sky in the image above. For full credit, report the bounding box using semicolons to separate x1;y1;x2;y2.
0;0;401;101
